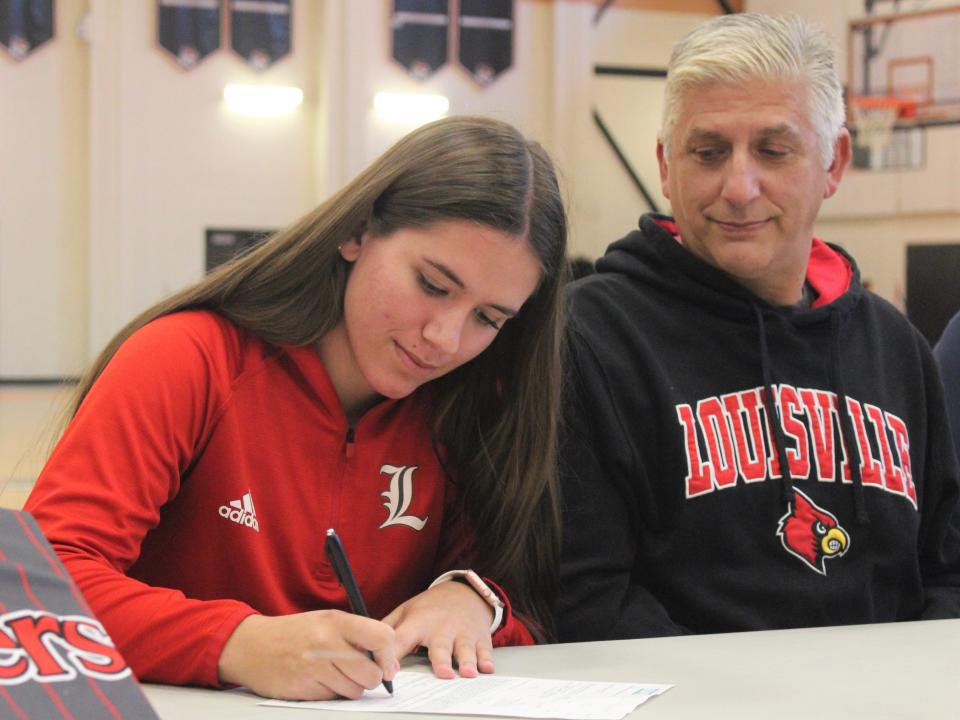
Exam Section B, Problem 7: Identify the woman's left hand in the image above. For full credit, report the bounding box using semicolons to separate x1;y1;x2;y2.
382;580;495;679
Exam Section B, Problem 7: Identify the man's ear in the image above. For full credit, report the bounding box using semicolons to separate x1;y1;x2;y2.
823;128;852;199
657;140;672;200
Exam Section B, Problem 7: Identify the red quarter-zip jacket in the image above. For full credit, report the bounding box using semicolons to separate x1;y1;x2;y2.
26;310;532;687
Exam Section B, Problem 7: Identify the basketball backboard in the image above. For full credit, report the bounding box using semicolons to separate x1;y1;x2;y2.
848;5;960;127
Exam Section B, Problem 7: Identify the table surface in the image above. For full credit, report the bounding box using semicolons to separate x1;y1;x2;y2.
142;618;960;719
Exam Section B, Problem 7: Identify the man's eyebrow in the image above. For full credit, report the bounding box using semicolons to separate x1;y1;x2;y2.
425;259;519;317
686;128;727;143
757;123;801;139
685;124;801;142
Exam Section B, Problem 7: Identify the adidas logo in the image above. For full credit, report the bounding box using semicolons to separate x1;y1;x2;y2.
218;491;260;532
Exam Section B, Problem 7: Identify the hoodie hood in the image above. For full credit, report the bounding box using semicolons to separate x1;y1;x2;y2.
596;213;861;323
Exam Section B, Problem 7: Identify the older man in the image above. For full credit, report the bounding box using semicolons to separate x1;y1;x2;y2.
558;13;960;640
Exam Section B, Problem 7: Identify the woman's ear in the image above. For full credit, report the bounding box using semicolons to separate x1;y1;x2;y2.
340;219;374;262
337;238;360;262
339;234;363;262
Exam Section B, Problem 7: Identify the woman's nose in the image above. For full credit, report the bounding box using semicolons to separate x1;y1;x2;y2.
422;311;463;355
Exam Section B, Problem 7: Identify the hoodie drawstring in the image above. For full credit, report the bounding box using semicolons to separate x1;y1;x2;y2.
752;305;870;525
829;310;870;525
753;305;795;505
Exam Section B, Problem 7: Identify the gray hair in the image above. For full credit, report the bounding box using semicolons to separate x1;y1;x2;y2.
660;13;845;168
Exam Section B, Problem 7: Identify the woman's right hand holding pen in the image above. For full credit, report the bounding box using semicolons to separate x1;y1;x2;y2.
217;611;398;701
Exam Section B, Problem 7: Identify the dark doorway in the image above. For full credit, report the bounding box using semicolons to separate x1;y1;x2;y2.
906;243;960;346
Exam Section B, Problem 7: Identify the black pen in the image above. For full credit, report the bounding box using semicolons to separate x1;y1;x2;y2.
324;528;394;695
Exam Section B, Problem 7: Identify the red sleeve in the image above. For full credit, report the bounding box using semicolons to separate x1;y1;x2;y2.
432;481;535;647
25;313;257;687
486;579;535;647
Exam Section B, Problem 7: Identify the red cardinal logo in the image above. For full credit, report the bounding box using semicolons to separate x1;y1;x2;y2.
776;488;850;575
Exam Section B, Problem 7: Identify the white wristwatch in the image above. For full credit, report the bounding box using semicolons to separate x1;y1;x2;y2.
429;569;505;634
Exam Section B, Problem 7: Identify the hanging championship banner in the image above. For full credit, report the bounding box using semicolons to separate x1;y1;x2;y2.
230;0;291;71
157;0;221;70
458;0;513;86
392;0;449;81
0;510;158;718
0;0;54;62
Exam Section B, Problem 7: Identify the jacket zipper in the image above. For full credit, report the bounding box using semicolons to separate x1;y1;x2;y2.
345;427;355;459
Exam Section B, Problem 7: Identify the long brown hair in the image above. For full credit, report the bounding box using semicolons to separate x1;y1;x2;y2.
65;115;567;639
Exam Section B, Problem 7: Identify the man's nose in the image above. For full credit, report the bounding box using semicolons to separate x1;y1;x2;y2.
720;151;761;207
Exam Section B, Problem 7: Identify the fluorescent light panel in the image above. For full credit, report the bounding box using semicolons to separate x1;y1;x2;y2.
224;84;303;116
374;92;449;125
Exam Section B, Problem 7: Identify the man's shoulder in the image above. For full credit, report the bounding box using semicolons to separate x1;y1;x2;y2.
567;269;634;296
848;292;939;372
566;271;655;332
855;291;920;335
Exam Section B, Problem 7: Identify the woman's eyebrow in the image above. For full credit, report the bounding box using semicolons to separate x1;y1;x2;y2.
426;259;464;288
425;259;519;317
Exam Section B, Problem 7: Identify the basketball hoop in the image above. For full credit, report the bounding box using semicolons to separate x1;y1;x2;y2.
850;96;914;154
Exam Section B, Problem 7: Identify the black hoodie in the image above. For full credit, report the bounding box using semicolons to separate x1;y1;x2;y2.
557;214;960;640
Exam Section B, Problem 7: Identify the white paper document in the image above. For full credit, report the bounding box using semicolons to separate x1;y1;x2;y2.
261;670;672;719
